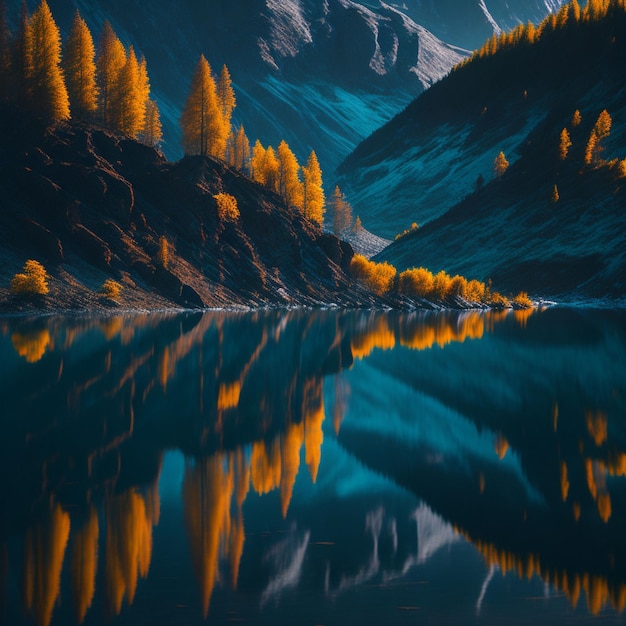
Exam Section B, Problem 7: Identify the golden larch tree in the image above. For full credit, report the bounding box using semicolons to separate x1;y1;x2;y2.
551;184;559;203
96;20;125;126
277;140;303;210
141;98;162;147
263;145;280;193
494;151;509;177
572;109;582;127
216;64;235;159
302;150;324;225
250;139;266;183
28;0;70;121
559;128;572;160
331;185;352;235
585;109;612;165
569;0;581;22
136;55;151;127
180;55;223;156
111;45;143;136
63;11;98;119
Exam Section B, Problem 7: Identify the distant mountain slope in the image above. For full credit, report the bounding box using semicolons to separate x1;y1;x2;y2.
368;7;626;298
26;0;465;173
387;0;564;49
339;5;626;242
0;106;383;311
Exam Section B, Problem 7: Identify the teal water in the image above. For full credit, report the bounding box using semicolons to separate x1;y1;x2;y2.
1;307;625;625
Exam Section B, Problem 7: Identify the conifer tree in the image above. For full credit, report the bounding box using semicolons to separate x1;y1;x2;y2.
572;109;582;127
302;150;324;225
63;11;98;119
332;186;352;235
29;0;70;121
551;184;559;203
231;125;250;172
559;128;572;160
180;55;223;156
96;20;125;126
277;140;303;210
494;151;509;178
263;146;280;193
216;64;235;158
250;140;266;184
141;98;162;147
111;45;149;137
585;109;612;165
569;0;581;23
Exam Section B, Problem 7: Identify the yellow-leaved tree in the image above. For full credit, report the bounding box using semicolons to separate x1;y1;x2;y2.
559;128;571;160
262;146;280;193
141;98;162;147
277;140;303;210
585;109;612;165
494;151;509;178
180;55;224;157
111;45;146;137
250;140;266;184
97;21;126;126
302;150;324;225
63;11;98;120
13;0;33;106
28;0;70;121
216;64;235;159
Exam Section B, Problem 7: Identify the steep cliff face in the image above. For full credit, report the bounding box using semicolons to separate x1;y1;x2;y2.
0;106;379;311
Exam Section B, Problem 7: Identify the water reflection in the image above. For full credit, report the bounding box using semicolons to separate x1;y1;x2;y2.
0;307;625;624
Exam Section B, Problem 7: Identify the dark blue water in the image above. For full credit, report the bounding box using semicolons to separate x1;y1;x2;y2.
1;307;625;626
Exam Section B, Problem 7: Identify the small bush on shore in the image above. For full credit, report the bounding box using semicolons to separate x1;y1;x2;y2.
513;291;533;308
350;254;396;295
11;260;49;297
102;279;122;300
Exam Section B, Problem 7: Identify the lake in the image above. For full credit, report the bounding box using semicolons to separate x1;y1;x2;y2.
1;307;626;625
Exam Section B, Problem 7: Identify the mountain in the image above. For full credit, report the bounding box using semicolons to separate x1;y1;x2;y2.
0;105;383;310
339;5;626;298
387;0;563;49
18;0;465;174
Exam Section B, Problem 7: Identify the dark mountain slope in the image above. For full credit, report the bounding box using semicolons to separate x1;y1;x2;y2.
0;106;377;311
338;8;626;239
376;100;626;299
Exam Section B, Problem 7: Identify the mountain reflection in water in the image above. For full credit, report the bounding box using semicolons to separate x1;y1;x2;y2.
0;307;625;625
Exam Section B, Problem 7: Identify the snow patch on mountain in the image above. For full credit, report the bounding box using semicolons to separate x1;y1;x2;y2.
479;0;502;34
264;0;313;62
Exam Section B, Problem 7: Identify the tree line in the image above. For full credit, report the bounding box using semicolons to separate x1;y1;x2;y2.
0;0;162;145
457;0;626;67
179;54;331;227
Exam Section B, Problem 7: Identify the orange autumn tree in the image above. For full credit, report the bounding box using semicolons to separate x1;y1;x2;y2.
277;140;303;210
141;98;162;147
96;21;125;126
585;109;612;165
494;151;509;177
28;0;69;121
559;128;572;160
216;64;235;159
302;150;324;225
180;55;225;157
63;11;98;119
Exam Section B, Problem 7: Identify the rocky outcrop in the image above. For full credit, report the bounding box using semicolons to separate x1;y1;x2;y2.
0;107;379;312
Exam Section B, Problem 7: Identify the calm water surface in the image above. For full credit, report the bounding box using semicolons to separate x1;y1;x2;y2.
1;307;626;625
